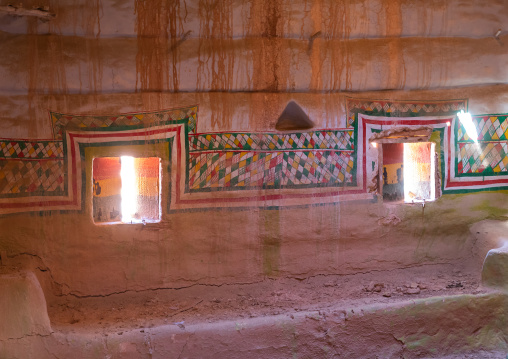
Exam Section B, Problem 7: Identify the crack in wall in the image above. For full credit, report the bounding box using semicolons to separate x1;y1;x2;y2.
0;332;52;342
6;252;459;299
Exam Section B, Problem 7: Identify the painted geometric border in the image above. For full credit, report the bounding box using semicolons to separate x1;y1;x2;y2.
0;139;65;199
348;98;468;195
0;139;63;159
446;114;508;192
50;105;198;140
357;114;453;198
189;131;353;152
175;127;369;209
357;111;508;194
78;138;174;215
0;124;185;215
6;97;499;214
188;150;355;191
64;124;185;215
187;129;356;192
346;98;468;127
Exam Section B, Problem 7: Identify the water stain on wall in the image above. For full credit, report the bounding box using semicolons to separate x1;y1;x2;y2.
135;0;184;93
322;1;352;91
77;0;103;102
245;0;291;92
260;210;281;276
197;0;235;129
25;0;104;135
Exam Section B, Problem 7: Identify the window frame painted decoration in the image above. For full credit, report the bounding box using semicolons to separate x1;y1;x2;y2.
3;99;508;216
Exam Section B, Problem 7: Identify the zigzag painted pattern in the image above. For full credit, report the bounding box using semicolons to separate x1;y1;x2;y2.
51;106;198;139
346;98;467;125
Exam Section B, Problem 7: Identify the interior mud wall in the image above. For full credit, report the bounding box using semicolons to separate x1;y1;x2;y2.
1;0;508;302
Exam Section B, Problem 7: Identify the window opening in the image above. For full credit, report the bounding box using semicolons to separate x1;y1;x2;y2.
93;157;161;224
403;142;435;203
380;142;436;203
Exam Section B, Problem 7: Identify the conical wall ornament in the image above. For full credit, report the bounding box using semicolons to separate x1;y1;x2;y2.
275;101;315;131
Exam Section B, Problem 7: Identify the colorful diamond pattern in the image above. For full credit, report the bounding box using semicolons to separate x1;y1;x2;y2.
457;142;508;174
0;140;63;159
51;106;198;139
188;151;354;189
190;131;353;152
0;159;65;196
457;115;508;142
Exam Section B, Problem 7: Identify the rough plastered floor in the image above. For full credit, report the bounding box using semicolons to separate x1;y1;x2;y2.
48;262;488;334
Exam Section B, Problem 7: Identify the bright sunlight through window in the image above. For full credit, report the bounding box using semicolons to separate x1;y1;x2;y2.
92;157;161;224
